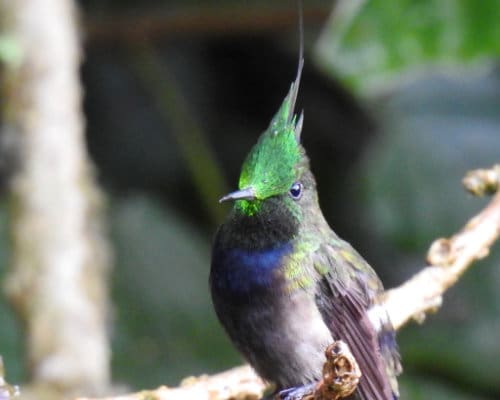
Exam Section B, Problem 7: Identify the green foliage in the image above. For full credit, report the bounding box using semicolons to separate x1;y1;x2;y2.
316;0;500;92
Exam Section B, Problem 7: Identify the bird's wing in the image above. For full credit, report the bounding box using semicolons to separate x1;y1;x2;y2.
313;239;401;400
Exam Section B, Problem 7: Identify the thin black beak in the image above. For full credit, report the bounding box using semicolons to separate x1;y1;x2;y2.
219;187;256;203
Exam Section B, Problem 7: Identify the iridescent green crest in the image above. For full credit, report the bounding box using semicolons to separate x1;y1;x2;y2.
238;61;304;201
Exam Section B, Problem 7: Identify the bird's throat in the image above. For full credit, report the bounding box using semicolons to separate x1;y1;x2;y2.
219;198;299;250
211;200;299;297
235;199;261;216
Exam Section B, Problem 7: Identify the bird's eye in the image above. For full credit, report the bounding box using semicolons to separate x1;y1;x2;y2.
289;182;303;200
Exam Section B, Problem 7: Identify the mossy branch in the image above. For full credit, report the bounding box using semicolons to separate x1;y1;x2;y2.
74;164;500;400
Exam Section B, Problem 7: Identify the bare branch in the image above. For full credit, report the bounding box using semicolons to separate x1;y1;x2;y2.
462;164;500;196
77;365;264;400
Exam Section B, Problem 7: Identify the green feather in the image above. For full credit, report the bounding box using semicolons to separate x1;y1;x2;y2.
237;60;304;203
235;199;262;216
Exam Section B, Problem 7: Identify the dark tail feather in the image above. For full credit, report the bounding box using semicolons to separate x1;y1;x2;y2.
378;324;402;399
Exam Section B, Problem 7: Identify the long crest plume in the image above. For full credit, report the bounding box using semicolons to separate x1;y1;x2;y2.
228;2;307;203
289;0;304;121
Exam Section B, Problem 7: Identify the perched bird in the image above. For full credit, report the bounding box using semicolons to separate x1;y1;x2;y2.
210;57;401;400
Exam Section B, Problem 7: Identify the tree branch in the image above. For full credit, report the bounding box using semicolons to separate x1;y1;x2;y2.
1;0;112;396
84;5;329;45
76;365;264;400
74;163;500;400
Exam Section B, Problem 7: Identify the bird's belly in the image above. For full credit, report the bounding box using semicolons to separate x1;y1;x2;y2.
210;244;332;387
228;289;333;388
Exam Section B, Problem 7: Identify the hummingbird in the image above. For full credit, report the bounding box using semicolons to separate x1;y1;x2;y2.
209;56;401;400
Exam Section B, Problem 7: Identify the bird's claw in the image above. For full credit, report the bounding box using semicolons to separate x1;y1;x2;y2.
319;340;361;398
276;382;316;400
267;341;362;400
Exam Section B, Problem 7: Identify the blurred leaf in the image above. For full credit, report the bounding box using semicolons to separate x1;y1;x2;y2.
316;0;500;93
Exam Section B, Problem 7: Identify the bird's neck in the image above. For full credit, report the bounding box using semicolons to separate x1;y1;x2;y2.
211;205;299;297
217;202;299;251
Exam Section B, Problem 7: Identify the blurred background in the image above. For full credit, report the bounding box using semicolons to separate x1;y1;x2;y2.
0;0;499;399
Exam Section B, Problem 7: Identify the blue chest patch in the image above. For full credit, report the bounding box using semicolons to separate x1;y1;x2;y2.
212;242;293;295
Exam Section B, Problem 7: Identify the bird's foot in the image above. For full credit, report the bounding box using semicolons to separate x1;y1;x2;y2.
317;340;361;399
276;382;316;400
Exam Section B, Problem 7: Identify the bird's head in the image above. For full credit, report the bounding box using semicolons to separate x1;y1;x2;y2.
220;60;316;219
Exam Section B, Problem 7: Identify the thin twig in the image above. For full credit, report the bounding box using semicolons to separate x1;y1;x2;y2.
130;43;229;224
462;164;500;196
